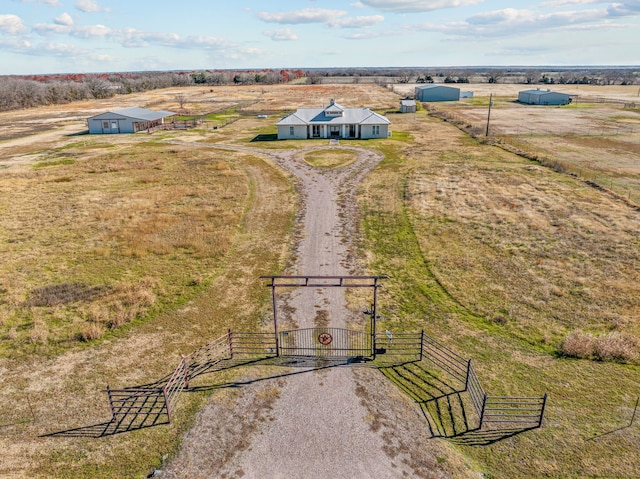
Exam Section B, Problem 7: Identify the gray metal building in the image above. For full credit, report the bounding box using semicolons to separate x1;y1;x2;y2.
414;85;460;102
518;89;572;105
87;107;175;134
400;99;416;113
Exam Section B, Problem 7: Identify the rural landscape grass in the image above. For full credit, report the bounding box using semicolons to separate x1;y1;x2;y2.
0;83;639;478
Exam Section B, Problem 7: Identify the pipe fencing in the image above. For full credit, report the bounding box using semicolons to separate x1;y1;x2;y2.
106;329;277;425
375;329;547;429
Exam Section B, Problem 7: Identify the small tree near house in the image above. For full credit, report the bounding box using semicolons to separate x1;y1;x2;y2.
175;93;187;110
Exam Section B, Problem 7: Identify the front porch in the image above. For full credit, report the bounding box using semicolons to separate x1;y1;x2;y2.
309;123;359;139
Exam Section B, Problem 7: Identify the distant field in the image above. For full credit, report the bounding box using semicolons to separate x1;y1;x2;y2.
0;83;639;478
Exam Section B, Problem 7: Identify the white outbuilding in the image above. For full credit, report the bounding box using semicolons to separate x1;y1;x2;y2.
400;99;417;113
87;107;176;134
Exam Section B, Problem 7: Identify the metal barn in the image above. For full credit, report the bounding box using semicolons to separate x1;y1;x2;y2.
518;89;572;105
87;107;176;134
414;85;460;102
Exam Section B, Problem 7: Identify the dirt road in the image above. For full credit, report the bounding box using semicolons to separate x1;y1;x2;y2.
163;145;472;478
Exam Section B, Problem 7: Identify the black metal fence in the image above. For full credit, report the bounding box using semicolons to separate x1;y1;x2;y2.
481;394;548;428
374;331;422;360
106;329;277;426
229;331;277;357
105;328;547;430
106;386;168;429
279;327;371;358
374;329;547;430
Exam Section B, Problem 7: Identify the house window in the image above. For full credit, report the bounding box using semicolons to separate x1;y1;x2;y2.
312;125;321;137
290;126;294;136
103;121;109;129
372;125;380;135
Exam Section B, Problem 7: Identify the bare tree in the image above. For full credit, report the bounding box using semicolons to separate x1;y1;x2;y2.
175;93;187;110
487;69;505;84
306;71;323;84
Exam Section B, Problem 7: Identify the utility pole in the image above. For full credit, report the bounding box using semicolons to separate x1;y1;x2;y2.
485;93;493;136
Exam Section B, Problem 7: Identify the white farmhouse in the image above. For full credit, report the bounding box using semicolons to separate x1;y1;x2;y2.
276;99;391;140
87;107;175;134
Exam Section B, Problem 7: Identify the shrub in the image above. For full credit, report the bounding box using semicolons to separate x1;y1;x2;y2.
561;330;596;359
80;322;105;342
594;332;639;362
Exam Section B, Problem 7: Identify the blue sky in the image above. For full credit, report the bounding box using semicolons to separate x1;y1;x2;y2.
1;0;639;75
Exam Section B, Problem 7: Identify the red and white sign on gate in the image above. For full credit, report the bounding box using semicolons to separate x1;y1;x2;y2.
317;332;333;345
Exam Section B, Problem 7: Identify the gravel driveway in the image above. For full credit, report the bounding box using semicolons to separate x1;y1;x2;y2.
162;145;473;479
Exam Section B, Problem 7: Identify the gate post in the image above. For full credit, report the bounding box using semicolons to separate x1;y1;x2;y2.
228;328;233;359
479;393;488;428
538;393;548;428
181;355;189;389
420;329;425;361
371;278;380;359
270;278;280;357
163;385;171;423
106;385;116;422
465;359;471;392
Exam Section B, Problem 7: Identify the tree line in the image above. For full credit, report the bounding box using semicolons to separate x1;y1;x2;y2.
0;67;637;112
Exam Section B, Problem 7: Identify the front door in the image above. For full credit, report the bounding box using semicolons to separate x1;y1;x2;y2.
329;126;340;138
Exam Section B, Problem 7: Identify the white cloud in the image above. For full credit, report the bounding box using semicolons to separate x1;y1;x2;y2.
410;5;632;38
358;0;483;13
258;8;383;29
33;23;70;35
540;0;599;6
328;15;384;28
342;29;396;39
466;7;608;32
111;27;261;60
54;13;74;26
20;0;61;6
71;24;112;38
608;1;640;16
258;8;347;24
0;14;28;34
75;0;110;13
264;28;298;41
0;37;88;57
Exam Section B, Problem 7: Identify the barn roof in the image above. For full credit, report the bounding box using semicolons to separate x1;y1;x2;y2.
89;107;176;121
519;89;570;97
415;84;460;91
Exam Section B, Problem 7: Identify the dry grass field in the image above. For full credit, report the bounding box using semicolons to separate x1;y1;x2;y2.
1;82;639;478
359;107;640;478
394;83;640;205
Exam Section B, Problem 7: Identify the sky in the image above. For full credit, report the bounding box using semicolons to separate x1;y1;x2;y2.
1;0;639;75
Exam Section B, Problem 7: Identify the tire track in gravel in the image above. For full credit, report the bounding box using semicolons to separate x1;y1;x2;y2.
163;144;462;479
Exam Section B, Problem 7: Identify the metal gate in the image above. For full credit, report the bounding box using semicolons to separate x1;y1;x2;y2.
279;328;372;358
